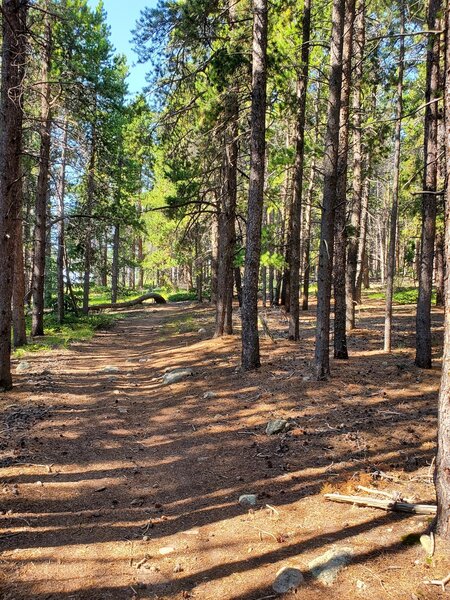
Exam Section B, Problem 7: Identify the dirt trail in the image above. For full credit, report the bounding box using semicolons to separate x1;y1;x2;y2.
0;301;449;599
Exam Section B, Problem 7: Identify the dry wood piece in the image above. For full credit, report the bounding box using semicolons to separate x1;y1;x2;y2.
89;292;167;311
324;493;437;515
424;572;450;591
258;314;277;344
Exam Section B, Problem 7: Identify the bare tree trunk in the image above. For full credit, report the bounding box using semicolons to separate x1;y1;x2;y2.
288;0;311;340
435;0;450;538
314;0;345;379
301;91;320;312
415;0;441;368
83;126;96;314
346;0;365;330
57;118;68;324
13;176;27;347
436;231;445;306
0;0;27;389
111;225;120;304
31;11;52;337
333;0;356;358
241;0;268;370
356;179;369;302
384;4;405;353
210;210;219;303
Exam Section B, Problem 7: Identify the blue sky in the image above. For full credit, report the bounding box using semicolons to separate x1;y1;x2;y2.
88;0;158;95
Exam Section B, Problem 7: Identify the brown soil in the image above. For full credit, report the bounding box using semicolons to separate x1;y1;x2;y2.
0;299;449;600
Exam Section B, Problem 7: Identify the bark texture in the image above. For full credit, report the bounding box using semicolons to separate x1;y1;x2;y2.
314;0;345;379
384;6;405;353
415;0;441;368
241;0;268;370
0;0;27;389
288;0;311;340
333;0;356;359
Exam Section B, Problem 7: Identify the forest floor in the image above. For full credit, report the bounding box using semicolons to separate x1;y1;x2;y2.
1;296;449;600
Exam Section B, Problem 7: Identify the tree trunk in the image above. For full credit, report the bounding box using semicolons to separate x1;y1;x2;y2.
57;118;68;324
288;0;311;340
111;225;120;304
333;0;356;358
210;210;219;304
415;0;441;368
31;11;52;337
384;4;405;353
12;176;27;348
346;0;365;331
355;179;369;302
241;0;268;370
83;126;96;314
436;232;444;306
235;266;243;307
0;0;27;389
435;0;450;538
314;0;345;379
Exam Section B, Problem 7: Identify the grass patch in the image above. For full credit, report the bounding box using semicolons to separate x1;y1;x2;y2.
14;312;121;358
167;291;198;302
366;286;436;305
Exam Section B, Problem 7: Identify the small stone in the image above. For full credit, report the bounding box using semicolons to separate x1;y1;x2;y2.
272;566;304;593
203;391;216;400
309;547;353;586
198;328;207;334
356;580;367;590
163;368;194;385
35;481;43;486
266;419;288;435
16;361;31;373
139;358;148;363
118;408;128;414
183;528;199;536
239;494;258;508
102;366;119;373
159;546;175;555
142;535;150;542
173;563;183;573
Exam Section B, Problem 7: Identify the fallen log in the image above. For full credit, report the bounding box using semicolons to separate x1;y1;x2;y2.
89;292;167;311
324;493;437;515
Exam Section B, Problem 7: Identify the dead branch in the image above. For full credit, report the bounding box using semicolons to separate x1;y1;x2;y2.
88;292;167;311
324;493;437;515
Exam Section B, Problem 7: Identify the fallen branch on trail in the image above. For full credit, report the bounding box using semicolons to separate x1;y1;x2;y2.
324;493;437;515
424;572;450;591
259;314;276;344
89;292;167;311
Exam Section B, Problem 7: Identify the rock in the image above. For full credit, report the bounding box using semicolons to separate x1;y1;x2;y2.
272;566;304;594
198;328;207;334
309;547;353;586
203;391;216;400
159;546;175;555
356;580;367;590
163;368;193;385
102;366;119;373
16;361;31;374
173;563;183;573
118;408;128;414
239;494;258;508
266;419;288;435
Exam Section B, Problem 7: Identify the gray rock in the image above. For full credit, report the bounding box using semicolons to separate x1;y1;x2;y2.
239;494;258;508
163;368;193;385
203;391;216;400
308;547;353;586
16;361;31;374
102;366;120;373
198;328;207;334
266;419;288;435
272;566;304;594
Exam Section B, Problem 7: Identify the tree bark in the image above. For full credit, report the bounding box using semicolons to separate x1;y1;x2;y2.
435;0;450;539
346;0;365;331
31;11;52;337
12;175;27;348
56;118;68;324
384;4;405;353
83;125;96;314
436;232;444;306
241;0;268;370
333;0;356;359
314;0;345;379
415;0;442;368
111;224;120;304
0;0;28;389
288;0;311;340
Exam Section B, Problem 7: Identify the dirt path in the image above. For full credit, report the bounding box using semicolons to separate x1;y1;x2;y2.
0;301;449;599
